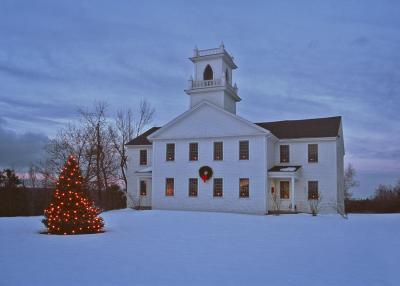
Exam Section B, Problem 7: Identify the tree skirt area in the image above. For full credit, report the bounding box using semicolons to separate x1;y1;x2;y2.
0;209;399;286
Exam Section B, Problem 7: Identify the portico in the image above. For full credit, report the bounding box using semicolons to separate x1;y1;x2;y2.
268;166;301;212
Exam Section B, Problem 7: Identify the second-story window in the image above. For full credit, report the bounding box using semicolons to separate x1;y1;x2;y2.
213;141;223;160
166;143;175;161
280;145;290;163
189;143;198;161
308;144;318;163
239;140;249;160
139;149;147;165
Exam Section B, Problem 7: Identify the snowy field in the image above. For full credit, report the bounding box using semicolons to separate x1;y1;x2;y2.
0;210;399;286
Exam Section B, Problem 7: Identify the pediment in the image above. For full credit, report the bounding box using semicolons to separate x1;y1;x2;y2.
148;101;269;140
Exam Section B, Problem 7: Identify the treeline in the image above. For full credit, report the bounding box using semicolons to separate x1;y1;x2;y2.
0;169;126;216
346;181;400;213
0;100;155;217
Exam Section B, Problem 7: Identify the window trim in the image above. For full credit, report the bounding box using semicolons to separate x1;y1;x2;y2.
213;178;223;198
139;149;147;166
308;144;318;163
213;141;223;161
165;178;174;197
189;142;198;161
239;178;249;198
166;143;175;162
280;180;290;200
239;140;249;160
280;145;290;163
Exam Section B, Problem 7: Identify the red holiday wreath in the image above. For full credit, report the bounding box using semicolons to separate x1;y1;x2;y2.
199;166;213;183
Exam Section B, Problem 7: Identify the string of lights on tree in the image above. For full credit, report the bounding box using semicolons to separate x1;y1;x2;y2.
42;155;104;235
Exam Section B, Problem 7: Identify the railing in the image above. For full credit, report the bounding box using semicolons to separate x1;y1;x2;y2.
192;79;222;88
196;47;224;57
188;78;238;93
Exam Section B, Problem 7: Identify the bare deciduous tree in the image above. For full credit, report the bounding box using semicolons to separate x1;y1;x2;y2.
270;187;281;215
79;102;118;197
344;163;359;199
28;164;38;188
109;99;155;191
309;193;322;216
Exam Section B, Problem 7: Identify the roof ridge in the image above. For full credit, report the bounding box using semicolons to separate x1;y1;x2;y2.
255;116;341;125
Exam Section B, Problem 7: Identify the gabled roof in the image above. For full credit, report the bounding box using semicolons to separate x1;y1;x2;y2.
255;116;341;139
126;127;161;146
126;116;342;146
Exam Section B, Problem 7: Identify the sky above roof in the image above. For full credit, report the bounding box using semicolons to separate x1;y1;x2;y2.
0;0;399;197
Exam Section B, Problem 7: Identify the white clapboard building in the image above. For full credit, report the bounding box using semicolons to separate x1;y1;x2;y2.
126;45;345;214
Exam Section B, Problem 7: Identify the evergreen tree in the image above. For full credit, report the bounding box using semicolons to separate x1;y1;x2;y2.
43;155;104;235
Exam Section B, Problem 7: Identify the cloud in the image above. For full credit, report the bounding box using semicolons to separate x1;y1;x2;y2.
0;117;49;169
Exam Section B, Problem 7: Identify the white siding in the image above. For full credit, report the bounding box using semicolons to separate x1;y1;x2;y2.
126;146;153;207
270;139;339;213
152;135;268;214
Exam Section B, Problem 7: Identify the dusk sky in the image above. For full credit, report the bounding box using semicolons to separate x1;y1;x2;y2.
0;0;399;197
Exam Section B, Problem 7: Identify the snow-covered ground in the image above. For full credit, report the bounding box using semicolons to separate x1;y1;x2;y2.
0;210;399;286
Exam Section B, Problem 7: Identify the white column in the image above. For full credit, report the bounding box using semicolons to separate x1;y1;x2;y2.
291;177;295;211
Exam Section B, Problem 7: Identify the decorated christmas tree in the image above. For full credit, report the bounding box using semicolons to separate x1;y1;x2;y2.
43;155;104;235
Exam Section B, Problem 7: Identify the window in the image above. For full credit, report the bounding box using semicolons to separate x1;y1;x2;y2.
213;141;223;160
280;145;289;163
189;143;198;161
280;181;290;199
239;178;249;198
203;64;213;80
140;180;147;196
166;143;175;161
308;144;318;163
213;178;223;197
308;181;319;200
188;178;198;197
139;149;147;165
165;178;174;196
239;140;249;160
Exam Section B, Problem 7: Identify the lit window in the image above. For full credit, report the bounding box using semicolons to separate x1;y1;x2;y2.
165;178;174;196
213;178;223;197
213;142;223;161
308;181;319;200
166;143;175;161
308;144;318;163
239;140;249;160
239;178;249;198
189;143;198;161
280;145;289;163
280;181;290;199
140;180;147;196
188;178;198;197
139;149;147;165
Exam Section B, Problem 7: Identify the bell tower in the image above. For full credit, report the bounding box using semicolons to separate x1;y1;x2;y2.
184;43;241;114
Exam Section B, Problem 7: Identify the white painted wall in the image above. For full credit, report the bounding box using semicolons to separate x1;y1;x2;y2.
269;139;340;213
152;135;268;214
126;146;153;207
